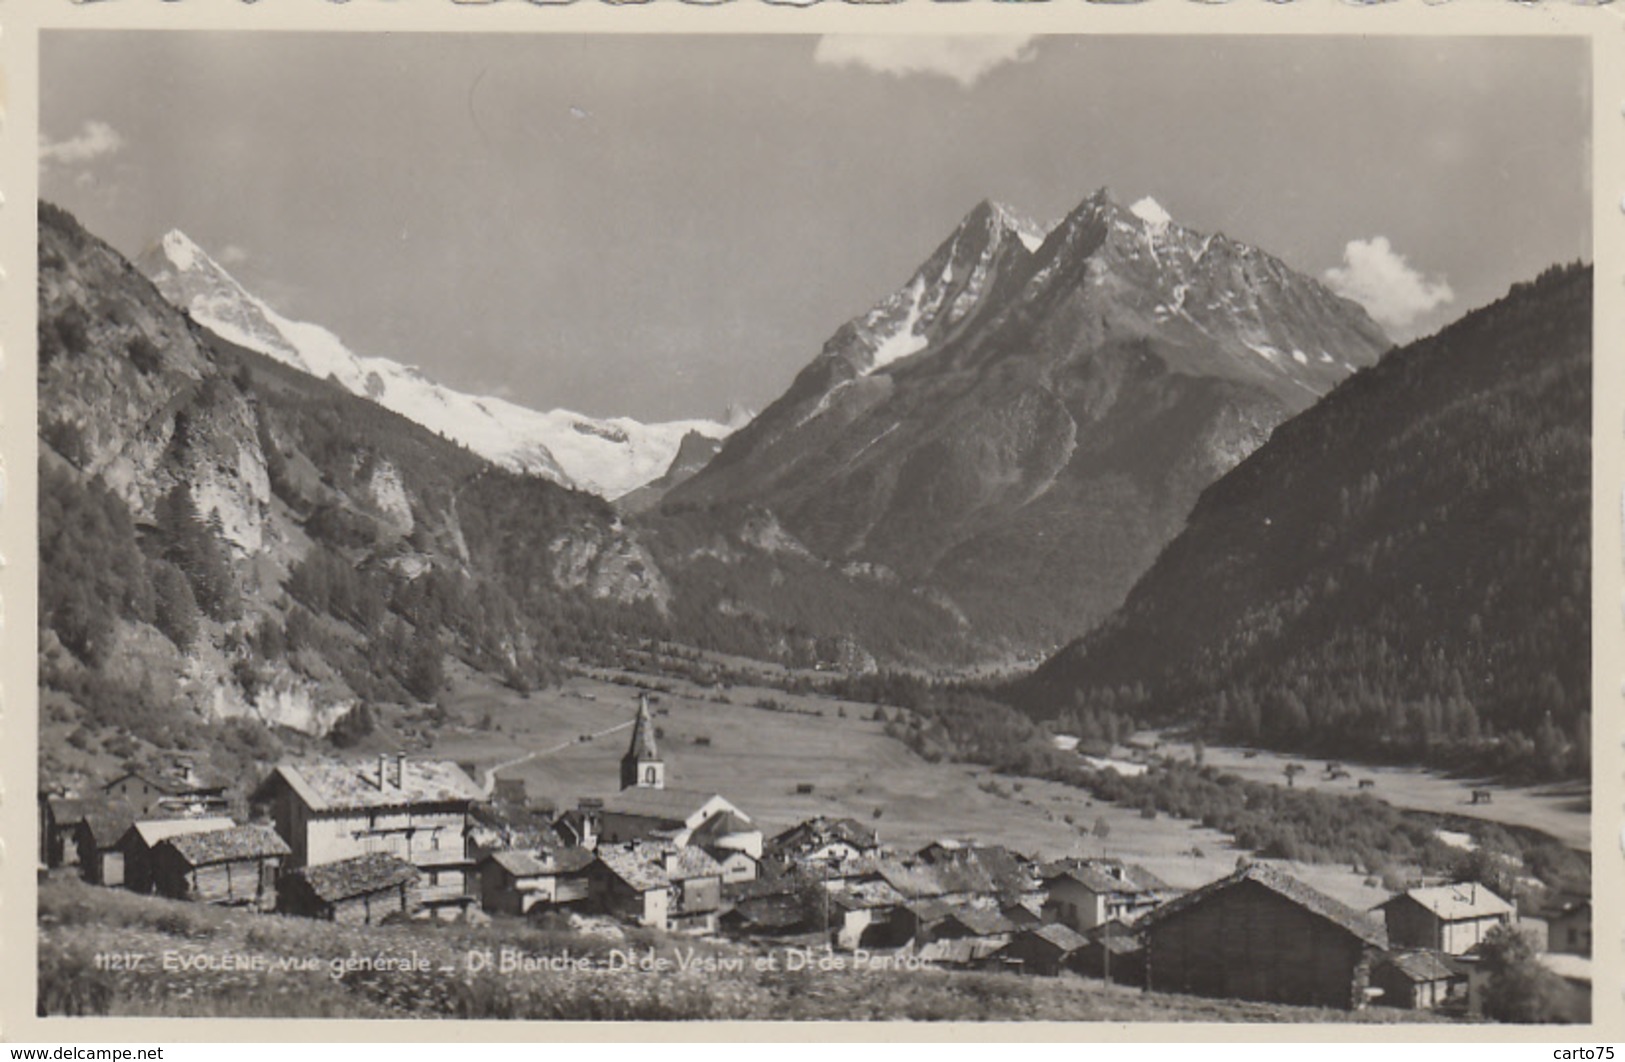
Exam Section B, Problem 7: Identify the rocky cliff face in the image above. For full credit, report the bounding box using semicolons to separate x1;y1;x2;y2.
38;202;674;749
41;212;274;555
667;190;1391;651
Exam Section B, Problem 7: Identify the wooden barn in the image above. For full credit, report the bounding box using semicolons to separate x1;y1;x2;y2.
1140;864;1389;1010
116;817;237;895
1376;883;1515;955
72;798;142;886
41;796;86;869
1370;949;1466;1010
280;852;422;924
150;824;290;910
1076;921;1146;985
998;923;1090;977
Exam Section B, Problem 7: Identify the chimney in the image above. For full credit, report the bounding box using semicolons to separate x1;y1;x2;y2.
663;849;680;875
376;754;387;790
391;752;406;789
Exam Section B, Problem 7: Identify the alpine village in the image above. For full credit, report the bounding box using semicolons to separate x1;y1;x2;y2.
36;186;1591;1023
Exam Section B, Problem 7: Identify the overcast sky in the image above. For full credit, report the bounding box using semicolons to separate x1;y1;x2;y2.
41;32;1591;422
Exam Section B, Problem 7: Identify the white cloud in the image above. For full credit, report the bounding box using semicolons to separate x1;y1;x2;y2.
40;120;124;166
218;245;250;266
1324;236;1454;333
813;35;1038;89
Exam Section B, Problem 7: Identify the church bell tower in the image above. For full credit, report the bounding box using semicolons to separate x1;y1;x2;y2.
620;693;665;790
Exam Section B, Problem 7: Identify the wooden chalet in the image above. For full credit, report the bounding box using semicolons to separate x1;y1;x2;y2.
997;923;1090;977
71;798;143;886
476;845;594;916
280;852;422;924
150;824;290;909
1140;864;1389;1010
1370;949;1467;1010
116;816;237;895
252;755;483;919
1376;883;1515;955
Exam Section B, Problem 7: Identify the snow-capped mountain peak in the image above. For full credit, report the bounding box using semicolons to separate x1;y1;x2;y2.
834;197;1051;377
139;231;741;499
1129;195;1174;232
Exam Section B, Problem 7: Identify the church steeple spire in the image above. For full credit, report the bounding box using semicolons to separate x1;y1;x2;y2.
620;693;665;790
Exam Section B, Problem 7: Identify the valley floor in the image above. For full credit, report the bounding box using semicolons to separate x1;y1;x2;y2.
427;666;1542;912
1146;734;1591;852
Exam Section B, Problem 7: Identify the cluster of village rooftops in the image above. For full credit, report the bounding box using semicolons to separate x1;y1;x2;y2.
40;695;1591;1015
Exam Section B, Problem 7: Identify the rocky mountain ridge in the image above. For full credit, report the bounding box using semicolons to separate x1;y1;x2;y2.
665;188;1392;651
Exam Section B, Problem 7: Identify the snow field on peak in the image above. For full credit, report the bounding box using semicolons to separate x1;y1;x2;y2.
150;232;735;499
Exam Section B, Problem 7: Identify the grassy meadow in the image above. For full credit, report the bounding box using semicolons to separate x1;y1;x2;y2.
36;880;1443;1023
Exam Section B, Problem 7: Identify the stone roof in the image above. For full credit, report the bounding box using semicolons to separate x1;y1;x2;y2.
859;853;1014;900
1042;858;1171;896
293;853;420;903
485;845;595;879
951;906;1017;937
77;797;144;847
725;894;808;931
45;797;87;826
594;841;720;893
1082;922;1143;954
1379;883;1515;922
768;816;881;856
259;760;483;813
671;846;724;882
830;879;907;912
915;937;1005;965
904;898;958;924
1026;923;1090;953
1141;864;1388;948
127;817;237;849
160;824;290;866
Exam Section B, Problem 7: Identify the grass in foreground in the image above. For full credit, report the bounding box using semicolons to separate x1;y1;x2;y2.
38;881;1446;1023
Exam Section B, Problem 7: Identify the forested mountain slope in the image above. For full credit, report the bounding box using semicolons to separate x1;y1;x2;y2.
1017;263;1591;781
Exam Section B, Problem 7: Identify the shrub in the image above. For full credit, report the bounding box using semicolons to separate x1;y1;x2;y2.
126;335;164;375
1478;924;1583;1023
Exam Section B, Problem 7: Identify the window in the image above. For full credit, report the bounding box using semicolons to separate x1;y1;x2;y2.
645;766;657;784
